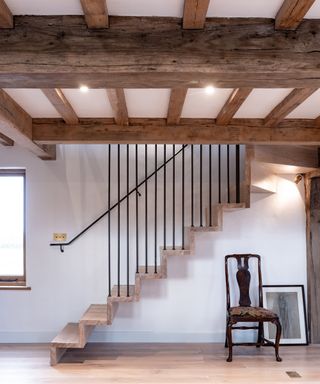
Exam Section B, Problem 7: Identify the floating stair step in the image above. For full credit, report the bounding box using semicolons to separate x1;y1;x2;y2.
138;266;165;278
51;323;81;348
161;248;191;256
110;285;136;301
221;203;246;210
80;304;108;326
190;226;219;233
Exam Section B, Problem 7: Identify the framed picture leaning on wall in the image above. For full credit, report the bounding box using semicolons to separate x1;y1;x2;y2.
262;285;308;345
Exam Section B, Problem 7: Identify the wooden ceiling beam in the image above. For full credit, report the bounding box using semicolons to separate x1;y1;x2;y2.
106;89;128;125
0;90;55;159
183;0;210;29
41;89;79;124
33;118;320;145
216;88;252;125
0;131;13;146
275;0;315;30
3;17;320;88
80;0;108;28
264;88;317;127
0;0;12;28
167;88;188;125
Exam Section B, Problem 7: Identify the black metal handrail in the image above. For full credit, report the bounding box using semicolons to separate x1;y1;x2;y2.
50;145;188;252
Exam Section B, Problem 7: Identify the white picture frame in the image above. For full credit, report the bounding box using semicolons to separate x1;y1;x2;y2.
262;285;308;345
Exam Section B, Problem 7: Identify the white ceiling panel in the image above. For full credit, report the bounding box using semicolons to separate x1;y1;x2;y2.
108;0;184;17
125;89;171;118
62;89;114;118
181;88;233;118
286;89;320;118
3;89;61;118
234;89;293;118
5;0;320;19
305;2;320;18
6;0;83;15
207;0;284;18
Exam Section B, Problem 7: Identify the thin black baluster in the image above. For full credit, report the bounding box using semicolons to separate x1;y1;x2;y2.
191;145;194;227
163;145;167;250
117;144;120;297
182;145;185;249
172;144;176;250
209;144;212;227
126;144;130;297
200;144;203;226
218;144;221;204
135;145;139;273
236;145;240;204
154;145;158;273
108;144;111;297
145;145;148;273
227;144;230;203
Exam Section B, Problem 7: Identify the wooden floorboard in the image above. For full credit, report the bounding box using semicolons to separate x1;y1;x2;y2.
0;343;319;383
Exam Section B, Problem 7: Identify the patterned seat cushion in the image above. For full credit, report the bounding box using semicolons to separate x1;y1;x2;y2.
229;306;278;319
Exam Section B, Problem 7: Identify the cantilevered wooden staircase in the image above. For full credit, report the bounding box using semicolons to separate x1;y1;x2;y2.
50;144;251;365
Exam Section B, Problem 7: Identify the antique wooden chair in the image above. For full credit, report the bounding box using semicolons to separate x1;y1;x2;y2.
225;254;282;362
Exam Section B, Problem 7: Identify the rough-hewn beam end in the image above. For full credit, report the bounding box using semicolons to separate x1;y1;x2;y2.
0;0;13;28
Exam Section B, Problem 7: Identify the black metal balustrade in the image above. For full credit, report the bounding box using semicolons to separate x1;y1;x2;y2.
50;144;243;297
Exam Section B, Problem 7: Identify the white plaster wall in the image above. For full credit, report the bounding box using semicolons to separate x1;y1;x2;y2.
0;145;306;343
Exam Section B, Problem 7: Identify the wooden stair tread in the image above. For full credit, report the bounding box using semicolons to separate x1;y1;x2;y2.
220;203;246;210
111;285;135;298
80;304;108;325
161;248;191;256
190;226;219;232
138;266;164;278
51;323;80;348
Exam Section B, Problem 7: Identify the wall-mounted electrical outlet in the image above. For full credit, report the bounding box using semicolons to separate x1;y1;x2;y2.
53;233;67;242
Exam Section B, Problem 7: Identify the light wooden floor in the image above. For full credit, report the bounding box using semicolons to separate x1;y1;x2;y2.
0;343;319;383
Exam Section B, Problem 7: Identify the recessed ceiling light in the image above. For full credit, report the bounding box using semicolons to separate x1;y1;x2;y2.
80;85;89;93
205;85;215;95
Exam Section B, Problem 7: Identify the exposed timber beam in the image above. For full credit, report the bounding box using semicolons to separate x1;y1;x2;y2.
264;88;317;127
183;0;210;29
33;118;320;145
80;0;108;28
167;88;188;125
41;89;79;124
0;90;55;159
254;145;319;169
216;88;252;125
275;0;315;30
0;131;13;146
3;17;320;88
314;114;320;127
106;89;128;125
0;0;12;28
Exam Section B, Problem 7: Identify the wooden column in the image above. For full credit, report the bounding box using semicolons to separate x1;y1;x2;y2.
305;174;320;343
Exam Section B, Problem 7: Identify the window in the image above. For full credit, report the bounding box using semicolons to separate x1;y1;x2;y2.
0;169;26;286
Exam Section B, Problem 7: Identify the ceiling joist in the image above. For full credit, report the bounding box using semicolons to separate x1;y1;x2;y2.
32;118;320;145
0;90;55;159
216;88;252;126
106;89;129;125
183;0;210;29
0;0;12;28
167;88;188;125
41;89;79;125
2;17;320;88
264;88;317;127
0;131;13;146
80;0;108;28
275;0;315;30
